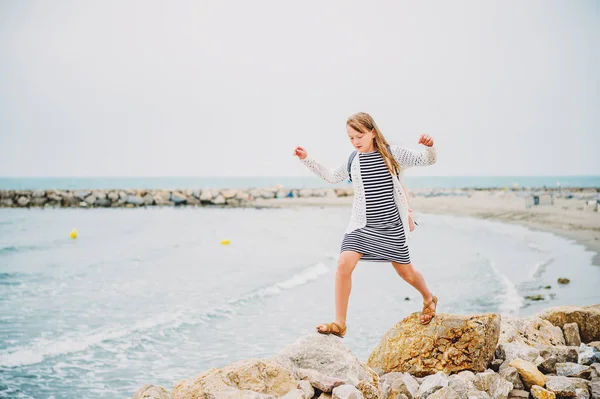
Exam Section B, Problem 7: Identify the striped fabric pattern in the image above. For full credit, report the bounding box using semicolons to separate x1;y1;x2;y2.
340;151;411;264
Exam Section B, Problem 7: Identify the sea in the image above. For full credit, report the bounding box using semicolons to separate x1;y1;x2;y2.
1;177;599;398
0;175;599;191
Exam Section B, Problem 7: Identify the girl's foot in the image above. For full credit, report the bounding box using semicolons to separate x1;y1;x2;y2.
420;295;438;325
316;321;347;338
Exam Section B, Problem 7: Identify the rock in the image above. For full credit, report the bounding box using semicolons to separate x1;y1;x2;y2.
298;380;314;399
153;190;171;203
200;190;214;202
280;389;305;399
380;372;419;399
499;316;565;348
579;344;600;366
273;333;376;393
332;384;363;399
213;195;226;205
557;278;570;284
466;390;491;399
496;341;540;363
545;376;590;398
294;368;345;392
355;380;379;399
499;367;524;390
508;389;529;399
317;394;333;399
221;190;238;200
538;356;559;374
415;372;449;399
526;295;545;301
540;346;579;364
537;305;600;343
590;379;600;399
509;358;546;390
557;363;593;379
171;358;297;399
142;193;154;206
31;197;47;206
92;190;107;200
298;189;314;198
170;192;187;205
565;323;583;347
84;195;97;205
427;386;460;399
472;371;513;399
32;190;45;198
491;359;504;372
127;195;145;206
132;384;171;399
447;375;475;398
74;190;90;200
368;313;500;377
94;198;112;207
591;363;600;378
0;198;14;207
108;191;119;201
17;196;30;206
530;385;556;399
186;196;200;206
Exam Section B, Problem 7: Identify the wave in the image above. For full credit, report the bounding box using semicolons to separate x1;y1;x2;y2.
0;261;330;368
486;259;524;316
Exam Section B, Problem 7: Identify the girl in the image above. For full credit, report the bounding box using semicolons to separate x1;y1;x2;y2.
293;112;438;338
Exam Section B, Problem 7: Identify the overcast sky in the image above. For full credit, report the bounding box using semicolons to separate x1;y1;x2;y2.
1;0;598;177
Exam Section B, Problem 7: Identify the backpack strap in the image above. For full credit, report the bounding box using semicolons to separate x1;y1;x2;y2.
347;150;357;182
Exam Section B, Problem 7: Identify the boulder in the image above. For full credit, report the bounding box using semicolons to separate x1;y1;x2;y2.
508;358;546;390
544;375;590;398
472;371;513;399
530;385;556;399
170;192;187;205
564;323;583;347
171;358;298;399
537;305;600;343
367;313;500;377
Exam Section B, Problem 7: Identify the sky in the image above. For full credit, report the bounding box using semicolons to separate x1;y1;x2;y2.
0;0;599;177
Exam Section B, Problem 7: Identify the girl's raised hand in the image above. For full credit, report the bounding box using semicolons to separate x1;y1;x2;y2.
293;146;307;160
418;134;434;147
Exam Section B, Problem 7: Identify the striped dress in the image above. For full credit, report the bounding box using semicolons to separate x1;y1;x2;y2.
340;151;411;264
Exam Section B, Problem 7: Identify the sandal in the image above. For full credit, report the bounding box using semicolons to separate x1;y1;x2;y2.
420;295;438;325
316;322;346;338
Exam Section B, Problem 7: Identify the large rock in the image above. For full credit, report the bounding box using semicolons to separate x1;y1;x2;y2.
127;195;145;206
556;363;593;379
331;384;363;399
380;372;419;398
537;305;600;343
17;196;30;206
132;384;171;399
508;358;546;390
499;367;524;390
427;386;460;399
544;375;590;398
472;371;513;399
273;333;377;395
579;344;600;366
499;316;565;348
171;358;298;399
367;313;500;377
415;372;448;399
170;192;188;205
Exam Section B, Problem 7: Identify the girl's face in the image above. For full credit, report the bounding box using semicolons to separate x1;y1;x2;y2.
346;124;375;152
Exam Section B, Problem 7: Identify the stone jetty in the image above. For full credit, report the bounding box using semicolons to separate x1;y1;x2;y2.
0;188;354;208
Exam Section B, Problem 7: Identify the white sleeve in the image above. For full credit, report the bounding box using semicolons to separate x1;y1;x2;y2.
299;155;349;184
391;144;437;169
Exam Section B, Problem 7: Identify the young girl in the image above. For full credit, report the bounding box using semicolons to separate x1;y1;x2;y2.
293;112;438;338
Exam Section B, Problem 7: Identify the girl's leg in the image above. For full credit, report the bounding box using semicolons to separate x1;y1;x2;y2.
391;262;436;323
317;250;363;332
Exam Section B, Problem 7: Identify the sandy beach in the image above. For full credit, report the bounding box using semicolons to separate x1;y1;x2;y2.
254;188;600;266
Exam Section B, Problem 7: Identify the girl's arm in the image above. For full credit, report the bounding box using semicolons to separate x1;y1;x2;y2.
390;144;437;169
299;155;349;184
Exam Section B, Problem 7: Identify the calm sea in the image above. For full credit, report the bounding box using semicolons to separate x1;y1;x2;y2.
0;176;599;190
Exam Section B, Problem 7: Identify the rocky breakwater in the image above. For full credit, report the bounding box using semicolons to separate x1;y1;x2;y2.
131;304;600;399
0;188;354;208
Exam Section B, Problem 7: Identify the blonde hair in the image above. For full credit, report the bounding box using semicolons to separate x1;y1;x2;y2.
346;112;401;177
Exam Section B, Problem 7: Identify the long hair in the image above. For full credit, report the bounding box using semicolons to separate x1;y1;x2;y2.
346;112;401;177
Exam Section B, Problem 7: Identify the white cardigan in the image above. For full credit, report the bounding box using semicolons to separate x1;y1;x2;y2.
299;144;438;238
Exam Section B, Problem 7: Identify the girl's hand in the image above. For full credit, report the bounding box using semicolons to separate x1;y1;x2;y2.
293;146;308;160
418;134;434;147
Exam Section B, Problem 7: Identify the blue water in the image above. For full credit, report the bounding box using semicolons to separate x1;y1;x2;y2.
0;207;598;398
0;175;598;190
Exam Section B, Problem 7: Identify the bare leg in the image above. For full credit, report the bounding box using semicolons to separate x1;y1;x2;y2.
391;262;436;323
317;251;363;332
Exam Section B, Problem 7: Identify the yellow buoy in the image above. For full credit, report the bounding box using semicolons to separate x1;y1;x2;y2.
70;228;78;239
220;239;231;245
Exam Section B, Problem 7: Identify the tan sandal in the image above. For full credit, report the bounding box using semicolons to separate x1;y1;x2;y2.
316;322;346;338
420;295;438;325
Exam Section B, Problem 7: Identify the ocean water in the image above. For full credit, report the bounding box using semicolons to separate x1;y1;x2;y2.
0;207;598;399
0;175;599;190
